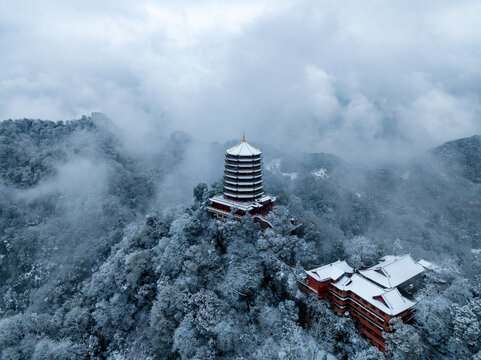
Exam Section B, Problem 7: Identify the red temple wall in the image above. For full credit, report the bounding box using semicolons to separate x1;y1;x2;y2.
307;277;330;298
305;274;414;354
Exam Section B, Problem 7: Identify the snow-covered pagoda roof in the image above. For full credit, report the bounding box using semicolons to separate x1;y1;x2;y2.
226;136;262;156
359;254;425;289
333;274;415;316
306;260;353;283
208;194;275;212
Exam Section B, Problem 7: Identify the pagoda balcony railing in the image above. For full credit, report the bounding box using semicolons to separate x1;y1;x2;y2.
224;195;264;201
225;167;262;172
226;154;262;162
224;189;264;195
225;168;262;174
224;182;263;189
225;158;262;164
224;190;265;199
225;161;262;167
224;173;263;180
224;179;263;186
224;185;264;192
225;161;262;166
224;164;262;170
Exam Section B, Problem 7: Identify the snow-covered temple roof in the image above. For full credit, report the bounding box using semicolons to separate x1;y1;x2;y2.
226;137;262;156
359;254;425;289
306;260;354;283
333;274;415;316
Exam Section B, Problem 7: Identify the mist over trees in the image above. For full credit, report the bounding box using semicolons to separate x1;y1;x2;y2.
0;116;480;359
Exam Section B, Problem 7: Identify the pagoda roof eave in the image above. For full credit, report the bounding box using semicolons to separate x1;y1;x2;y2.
226;141;262;156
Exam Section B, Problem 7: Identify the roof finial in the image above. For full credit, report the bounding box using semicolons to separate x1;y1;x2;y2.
242;132;245;142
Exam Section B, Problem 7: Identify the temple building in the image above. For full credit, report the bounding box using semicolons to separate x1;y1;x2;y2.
206;135;276;227
301;255;432;353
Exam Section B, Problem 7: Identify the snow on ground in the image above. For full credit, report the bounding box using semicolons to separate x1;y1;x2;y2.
282;172;298;180
472;249;481;255
312;168;329;179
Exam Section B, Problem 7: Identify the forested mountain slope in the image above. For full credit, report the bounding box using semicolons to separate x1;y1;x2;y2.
431;135;481;184
0;116;480;359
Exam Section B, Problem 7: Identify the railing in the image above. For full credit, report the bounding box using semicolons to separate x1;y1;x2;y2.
224;182;263;188
225;168;262;174
348;305;384;331
224;191;265;199
225;160;262;167
226;155;262;161
205;206;243;219
224;174;263;180
224;185;264;192
328;290;386;325
224;179;263;186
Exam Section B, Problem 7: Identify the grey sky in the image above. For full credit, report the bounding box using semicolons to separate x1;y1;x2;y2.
1;0;481;163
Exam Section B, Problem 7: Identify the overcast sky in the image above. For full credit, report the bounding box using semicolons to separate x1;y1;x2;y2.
1;0;481;162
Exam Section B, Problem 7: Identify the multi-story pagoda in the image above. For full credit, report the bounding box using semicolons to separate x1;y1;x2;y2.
206;135;276;227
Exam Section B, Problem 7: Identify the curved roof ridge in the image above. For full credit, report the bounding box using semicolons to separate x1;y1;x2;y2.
380;294;393;309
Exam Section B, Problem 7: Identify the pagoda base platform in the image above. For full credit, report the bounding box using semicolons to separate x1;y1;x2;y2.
206;194;276;229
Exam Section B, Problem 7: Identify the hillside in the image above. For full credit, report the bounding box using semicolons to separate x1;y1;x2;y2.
431;135;481;184
0;117;480;359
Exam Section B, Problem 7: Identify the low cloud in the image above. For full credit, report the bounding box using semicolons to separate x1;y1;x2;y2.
17;156;109;218
1;0;481;164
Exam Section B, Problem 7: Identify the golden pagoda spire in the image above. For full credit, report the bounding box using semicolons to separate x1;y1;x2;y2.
242;132;245;142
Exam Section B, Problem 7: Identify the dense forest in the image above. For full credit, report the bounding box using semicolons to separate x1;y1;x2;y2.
0;115;480;359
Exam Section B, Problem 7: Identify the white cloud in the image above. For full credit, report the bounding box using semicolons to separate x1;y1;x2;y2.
0;0;480;163
397;89;481;146
304;65;340;122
